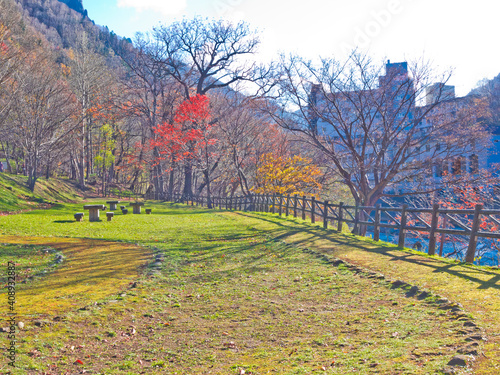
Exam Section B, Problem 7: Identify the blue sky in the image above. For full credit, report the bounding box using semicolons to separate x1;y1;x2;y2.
83;0;500;96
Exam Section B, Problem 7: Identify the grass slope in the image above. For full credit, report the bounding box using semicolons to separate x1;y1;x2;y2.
1;202;496;373
0;174;83;212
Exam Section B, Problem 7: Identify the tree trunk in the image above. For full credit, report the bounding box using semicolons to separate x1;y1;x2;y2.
183;163;193;199
0;141;12;173
168;167;175;201
203;169;212;209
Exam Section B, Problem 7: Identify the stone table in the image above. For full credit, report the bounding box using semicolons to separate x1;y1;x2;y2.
83;204;106;222
106;200;120;210
129;202;145;214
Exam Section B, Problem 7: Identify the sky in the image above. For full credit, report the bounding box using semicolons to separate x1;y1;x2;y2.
82;0;500;96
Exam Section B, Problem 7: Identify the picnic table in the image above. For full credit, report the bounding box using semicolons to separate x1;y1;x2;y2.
129;202;145;214
83;204;106;222
106;200;120;210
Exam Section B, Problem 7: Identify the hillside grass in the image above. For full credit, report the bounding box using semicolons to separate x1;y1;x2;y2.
2;202;498;373
0;173;83;212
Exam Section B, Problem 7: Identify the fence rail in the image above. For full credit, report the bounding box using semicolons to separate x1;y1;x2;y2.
165;192;500;265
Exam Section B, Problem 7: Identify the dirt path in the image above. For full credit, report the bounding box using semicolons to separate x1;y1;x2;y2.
0;235;151;319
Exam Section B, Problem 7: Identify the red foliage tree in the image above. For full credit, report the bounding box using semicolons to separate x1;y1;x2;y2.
149;94;218;203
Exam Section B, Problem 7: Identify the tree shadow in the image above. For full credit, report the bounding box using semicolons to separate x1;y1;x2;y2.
233;211;500;291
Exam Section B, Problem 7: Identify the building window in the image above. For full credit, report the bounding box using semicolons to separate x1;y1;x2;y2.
435;160;443;177
469;154;479;174
442;160;449;176
452;158;462;175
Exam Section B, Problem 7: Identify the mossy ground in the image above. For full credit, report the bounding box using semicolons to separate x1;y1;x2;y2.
0;202;498;373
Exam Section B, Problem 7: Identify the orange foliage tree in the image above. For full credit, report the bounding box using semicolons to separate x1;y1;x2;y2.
252;153;322;197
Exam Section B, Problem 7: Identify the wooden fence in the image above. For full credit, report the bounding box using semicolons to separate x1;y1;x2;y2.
168;193;500;264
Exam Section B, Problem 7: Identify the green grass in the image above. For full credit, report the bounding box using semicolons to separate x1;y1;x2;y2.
0;244;58;286
0;202;481;374
0;173;83;212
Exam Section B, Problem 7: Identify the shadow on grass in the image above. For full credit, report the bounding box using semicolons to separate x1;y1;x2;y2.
232;211;500;292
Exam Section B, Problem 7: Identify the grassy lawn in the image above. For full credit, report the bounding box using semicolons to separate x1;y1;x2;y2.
0;202;497;373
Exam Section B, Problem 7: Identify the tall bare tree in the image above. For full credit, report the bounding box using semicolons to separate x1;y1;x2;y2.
67;32;115;187
116;34;182;199
266;53;490;207
151;17;261;198
6;47;75;190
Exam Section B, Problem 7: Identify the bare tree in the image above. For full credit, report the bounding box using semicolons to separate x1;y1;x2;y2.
211;92;289;197
151;17;261;198
67;32;115;188
116;34;183;199
6;47;75;190
266;53;490;207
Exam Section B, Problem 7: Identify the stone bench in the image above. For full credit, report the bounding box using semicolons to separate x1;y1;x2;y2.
130;202;145;214
122;208;128;214
83;204;106;222
106;212;114;221
106;201;120;210
145;208;152;214
74;212;84;222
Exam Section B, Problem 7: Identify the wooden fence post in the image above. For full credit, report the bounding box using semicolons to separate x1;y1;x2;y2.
285;194;290;217
323;200;329;229
466;204;483;264
293;195;298;218
439;215;448;257
428;203;440;255
311;196;316;223
337;202;344;232
302;196;306;220
278;194;283;216
271;194;276;214
353;203;360;235
398;204;408;248
374;204;381;241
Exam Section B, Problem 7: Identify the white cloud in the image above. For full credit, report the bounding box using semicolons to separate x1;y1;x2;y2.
117;0;187;16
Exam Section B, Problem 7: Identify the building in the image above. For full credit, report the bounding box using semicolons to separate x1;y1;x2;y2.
307;60;490;197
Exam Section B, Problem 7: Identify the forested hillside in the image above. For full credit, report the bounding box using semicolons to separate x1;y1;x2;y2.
0;0;328;203
1;0;498;212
